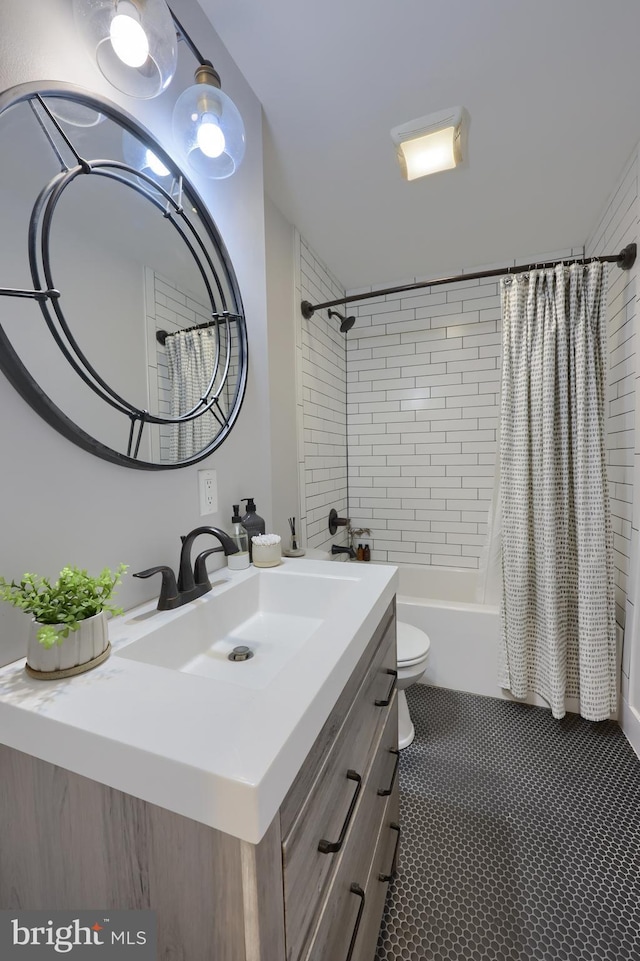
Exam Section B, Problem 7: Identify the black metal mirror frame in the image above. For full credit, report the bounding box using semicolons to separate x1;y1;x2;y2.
0;81;249;470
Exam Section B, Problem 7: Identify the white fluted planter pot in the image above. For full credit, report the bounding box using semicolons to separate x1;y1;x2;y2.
26;611;110;679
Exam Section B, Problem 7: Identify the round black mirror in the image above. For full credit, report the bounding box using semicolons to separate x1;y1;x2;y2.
0;82;248;469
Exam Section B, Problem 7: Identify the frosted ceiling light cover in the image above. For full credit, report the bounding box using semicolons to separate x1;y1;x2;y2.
391;106;466;181
172;68;246;180
73;0;177;99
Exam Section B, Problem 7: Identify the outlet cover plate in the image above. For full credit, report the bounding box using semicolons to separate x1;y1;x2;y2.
198;469;218;516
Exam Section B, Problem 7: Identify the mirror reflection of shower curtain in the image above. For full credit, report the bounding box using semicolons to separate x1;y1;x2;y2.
166;328;218;460
499;263;616;722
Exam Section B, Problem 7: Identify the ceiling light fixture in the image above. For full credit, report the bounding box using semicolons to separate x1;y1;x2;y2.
390;106;467;181
73;0;177;99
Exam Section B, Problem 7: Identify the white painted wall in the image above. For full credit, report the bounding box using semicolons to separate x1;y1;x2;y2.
0;0;272;665
264;195;299;543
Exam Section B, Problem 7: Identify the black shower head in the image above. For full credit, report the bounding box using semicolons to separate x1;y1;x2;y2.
328;308;356;333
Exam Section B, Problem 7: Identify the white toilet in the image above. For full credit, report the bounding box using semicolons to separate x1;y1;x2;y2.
396;621;431;749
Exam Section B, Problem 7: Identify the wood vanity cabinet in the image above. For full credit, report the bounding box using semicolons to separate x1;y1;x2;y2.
0;600;399;961
280;597;399;961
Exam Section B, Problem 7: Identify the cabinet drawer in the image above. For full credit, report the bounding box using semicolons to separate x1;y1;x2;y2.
282;629;397;961
352;792;401;961
299;700;398;961
280;600;396;837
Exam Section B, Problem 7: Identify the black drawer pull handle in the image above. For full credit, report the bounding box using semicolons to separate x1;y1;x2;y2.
378;821;401;883
317;770;362;854
375;668;397;707
377;749;400;797
346;883;366;961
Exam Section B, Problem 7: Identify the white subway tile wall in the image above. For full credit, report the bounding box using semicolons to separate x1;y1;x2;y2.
345;276;500;567
294;233;348;550
345;249;581;568
586;147;638;686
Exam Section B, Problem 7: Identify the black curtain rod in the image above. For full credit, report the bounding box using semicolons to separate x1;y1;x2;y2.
156;312;242;346
300;243;637;319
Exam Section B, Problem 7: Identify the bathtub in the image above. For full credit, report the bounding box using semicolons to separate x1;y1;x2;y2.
323;554;616;710
396;564;606;713
396;564;503;699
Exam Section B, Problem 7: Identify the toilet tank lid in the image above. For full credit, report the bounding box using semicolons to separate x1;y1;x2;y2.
397;621;431;663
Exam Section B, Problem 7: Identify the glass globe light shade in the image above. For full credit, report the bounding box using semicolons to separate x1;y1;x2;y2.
48;99;105;128
73;0;177;99
122;129;172;188
172;68;246;180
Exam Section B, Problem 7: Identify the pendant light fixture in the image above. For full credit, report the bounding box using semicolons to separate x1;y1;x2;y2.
171;61;246;180
73;2;246;178
73;0;177;99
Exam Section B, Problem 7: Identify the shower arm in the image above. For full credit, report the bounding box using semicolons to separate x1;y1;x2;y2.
301;243;637;319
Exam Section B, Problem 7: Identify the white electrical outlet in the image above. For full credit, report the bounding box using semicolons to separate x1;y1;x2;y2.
198;469;218;516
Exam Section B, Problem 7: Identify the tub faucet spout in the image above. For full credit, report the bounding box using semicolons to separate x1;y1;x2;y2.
331;544;356;559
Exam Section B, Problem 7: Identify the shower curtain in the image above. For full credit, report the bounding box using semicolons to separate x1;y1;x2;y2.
498;262;616;721
166;327;218;460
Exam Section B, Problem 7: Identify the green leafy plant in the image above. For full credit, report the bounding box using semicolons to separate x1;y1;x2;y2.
0;564;128;648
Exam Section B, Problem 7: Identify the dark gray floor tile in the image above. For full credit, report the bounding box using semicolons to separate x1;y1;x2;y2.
375;686;640;961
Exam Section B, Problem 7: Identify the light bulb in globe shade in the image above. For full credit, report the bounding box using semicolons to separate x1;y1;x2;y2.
145;149;170;177
196;116;226;159
72;0;177;99
110;13;149;68
122;129;172;187
172;66;246;179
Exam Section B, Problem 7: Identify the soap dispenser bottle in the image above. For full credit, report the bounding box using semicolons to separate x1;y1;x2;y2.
227;505;250;571
241;498;266;559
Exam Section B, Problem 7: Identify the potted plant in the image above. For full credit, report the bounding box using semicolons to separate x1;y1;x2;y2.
0;563;127;678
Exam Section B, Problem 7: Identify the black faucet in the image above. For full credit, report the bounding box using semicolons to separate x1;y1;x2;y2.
177;526;238;594
331;544;356;559
134;527;238;611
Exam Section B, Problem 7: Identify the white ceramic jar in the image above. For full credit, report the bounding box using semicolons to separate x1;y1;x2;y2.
251;535;282;568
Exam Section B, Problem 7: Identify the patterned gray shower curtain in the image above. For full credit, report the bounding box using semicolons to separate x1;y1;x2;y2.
165;327;217;460
499;262;616;721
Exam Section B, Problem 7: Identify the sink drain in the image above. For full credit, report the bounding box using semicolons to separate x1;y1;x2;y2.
228;645;254;662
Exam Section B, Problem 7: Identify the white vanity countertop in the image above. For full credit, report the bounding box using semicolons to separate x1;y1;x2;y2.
0;558;397;845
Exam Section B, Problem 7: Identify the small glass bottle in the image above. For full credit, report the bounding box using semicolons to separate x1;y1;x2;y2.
363;544;371;562
227;505;250;570
357;544;364;561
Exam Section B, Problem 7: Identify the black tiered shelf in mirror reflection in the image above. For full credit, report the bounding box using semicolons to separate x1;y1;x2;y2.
0;81;248;469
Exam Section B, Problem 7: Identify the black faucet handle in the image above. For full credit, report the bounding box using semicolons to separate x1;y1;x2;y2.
133;565;180;611
194;548;223;588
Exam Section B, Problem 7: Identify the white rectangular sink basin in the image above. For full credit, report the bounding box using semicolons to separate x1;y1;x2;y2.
114;568;355;690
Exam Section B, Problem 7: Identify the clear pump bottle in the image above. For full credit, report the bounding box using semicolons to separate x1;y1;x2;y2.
228;505;250;570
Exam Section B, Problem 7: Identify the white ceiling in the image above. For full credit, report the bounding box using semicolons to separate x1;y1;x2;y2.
200;0;640;291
